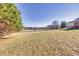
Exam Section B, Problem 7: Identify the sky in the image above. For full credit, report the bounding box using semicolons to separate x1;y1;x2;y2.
16;3;79;27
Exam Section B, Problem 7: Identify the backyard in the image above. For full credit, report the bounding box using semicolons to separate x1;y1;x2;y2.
0;30;79;55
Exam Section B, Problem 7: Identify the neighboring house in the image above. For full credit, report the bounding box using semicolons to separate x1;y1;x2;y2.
66;21;74;29
66;17;79;29
74;18;79;29
46;25;55;29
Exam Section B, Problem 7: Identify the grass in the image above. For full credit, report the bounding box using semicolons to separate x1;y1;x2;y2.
0;30;79;55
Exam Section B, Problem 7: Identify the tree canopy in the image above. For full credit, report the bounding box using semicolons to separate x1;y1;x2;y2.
52;20;59;29
0;3;23;31
60;21;66;28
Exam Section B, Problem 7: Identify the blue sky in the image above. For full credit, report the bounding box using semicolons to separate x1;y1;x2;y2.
16;3;79;27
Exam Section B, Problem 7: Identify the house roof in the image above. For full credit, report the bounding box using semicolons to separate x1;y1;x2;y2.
66;17;79;23
75;17;79;20
66;21;74;23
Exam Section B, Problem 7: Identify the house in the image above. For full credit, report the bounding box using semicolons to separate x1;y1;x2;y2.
46;24;59;29
66;17;79;29
46;25;55;29
66;21;74;29
74;18;79;29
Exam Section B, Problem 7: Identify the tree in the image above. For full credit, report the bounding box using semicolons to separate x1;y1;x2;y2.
0;3;23;32
52;20;59;29
60;21;66;28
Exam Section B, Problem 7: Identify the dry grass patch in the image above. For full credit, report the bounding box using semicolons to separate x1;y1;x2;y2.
0;30;79;55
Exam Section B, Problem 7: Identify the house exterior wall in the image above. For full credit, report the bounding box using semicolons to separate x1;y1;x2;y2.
66;21;74;29
74;20;79;29
66;18;79;29
74;20;79;25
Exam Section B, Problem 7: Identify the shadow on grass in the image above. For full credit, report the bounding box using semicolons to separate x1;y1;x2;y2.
0;36;16;40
